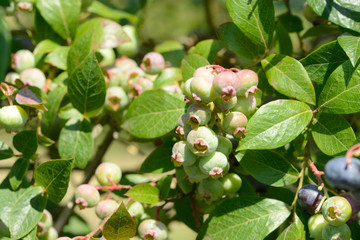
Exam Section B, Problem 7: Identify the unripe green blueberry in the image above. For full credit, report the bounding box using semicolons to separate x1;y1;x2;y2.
39;209;53;231
175;113;192;137
212;70;241;101
74;184;100;208
183;163;209;183
231;93;257;117
223;111;247;138
193;66;217;79
138;219;168;240
95;199;119;219
322;223;351;240
20;68;46;89
162;84;182;95
117;25;139;57
0;105;28;132
186;126;218;157
140;52;165;75
216;136;232;157
196;178;223;203
190;76;216;104
235;69;258;97
115;56;138;71
12;49;35;73
5;72;20;85
171;141;197;167
183;78;194;102
107;67;127;87
186;103;211;128
105;86;129;112
322;196;352;226
213;95;237;112
308;213;328;239
127;201;145;220
95;162;122;186
97;48;116;68
175;167;194;194
131;76;153;96
38;227;58;240
221;173;242;194
199;151;229;179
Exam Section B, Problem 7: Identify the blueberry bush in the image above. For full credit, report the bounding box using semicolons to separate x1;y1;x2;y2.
1;0;360;239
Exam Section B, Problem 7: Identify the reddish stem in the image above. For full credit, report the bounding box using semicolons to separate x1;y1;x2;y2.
308;159;324;189
189;194;201;231
345;143;360;166
0;82;14;105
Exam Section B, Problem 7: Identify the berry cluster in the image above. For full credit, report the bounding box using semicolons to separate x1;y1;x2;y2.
36;210;58;240
173;65;258;208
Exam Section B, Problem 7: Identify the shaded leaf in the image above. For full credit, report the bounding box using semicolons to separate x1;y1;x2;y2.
0;141;13;160
0;13;11;81
126;183;160;204
274;22;293;56
276;215;305;240
43;86;67;127
181;54;209;81
157;175;172;199
13;130;38;159
9;158;29;191
139;141;175;174
174;196;203;232
278;14;303;33
155;40;186;67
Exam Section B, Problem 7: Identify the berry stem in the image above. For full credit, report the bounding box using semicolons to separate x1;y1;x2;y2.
345;143;360;166
290;164;305;210
0;82;14;105
190;194;201;231
308;159;324;188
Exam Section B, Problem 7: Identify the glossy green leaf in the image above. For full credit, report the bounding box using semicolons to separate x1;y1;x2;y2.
338;35;360;66
0;13;11;81
153;67;182;89
240;150;299;187
0;141;13;160
300;41;348;84
157;175;172;199
58;118;93;169
218;22;262;65
307;0;360;33
311;114;355;156
155;40;186;67
0;186;46;239
140;141;175;174
68;51;106;116
318;60;360;114
43;86;67;127
122;90;186;139
262;54;315;104
45;46;69;70
181;54;209;81
276;215;305;240
197;196;291;240
36;0;81;41
75;18;130;49
226;0;275;52
33;9;63;43
238;100;313;150
103;202;136;240
274;22;293;56
34;159;73;203
67;31;93;74
188;39;223;63
126;183;160;204
9;158;29;191
22;226;37;240
13;130;38;159
33;40;60;55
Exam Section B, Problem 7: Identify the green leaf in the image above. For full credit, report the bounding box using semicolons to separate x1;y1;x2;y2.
197;196;291;240
218;22;262;65
88;1;137;24
276;215;305;240
126;183;160;204
9;158;29;191
75;18;130;49
311;114;355;156
36;0;81;41
181;54;209;81
188;39;223;63
33;9;63;43
307;0;360;33
22;226;37;240
239;150;299;187
62;214;91;237
300;40;348;84
0;186;46;239
338;35;360;67
44;46;70;70
278;14;303;33
302;24;340;39
238;100;313;150
262;54;315;104
67;30;93;74
13;130;38;159
174;196;203;232
318;60;360;114
122;90;186;139
0;141;13;160
139;141;175;174
33;40;60;55
175;167;194;194
103;202;136;240
0;13;11;81
68;51;106;116
58;118;93;169
274;22;293;56
34;159;73;203
43;86;67;127
157;175;172;199
155;40;186;67
226;0;275;52
153;67;182;89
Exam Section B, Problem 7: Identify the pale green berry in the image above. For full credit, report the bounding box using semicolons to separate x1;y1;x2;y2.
13;49;35;73
74;184;100;208
116;25;139;57
216;136;232;157
322;223;351;240
20;68;46;89
95;162;122;186
308;214;327;239
138;219;168;240
183;163;209;183
196;178;223;204
105;86;129;112
223;111;247;138
231;94;257;117
0;105;28;131
322;196;352;226
186;103;211;128
186;126;218;157
199;151;229;179
95;199;119;219
171;141;197;167
97;48;116;68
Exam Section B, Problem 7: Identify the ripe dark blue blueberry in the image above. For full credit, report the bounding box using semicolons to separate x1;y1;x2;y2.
297;184;324;214
324;157;360;191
